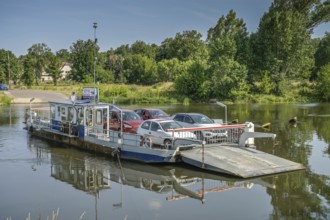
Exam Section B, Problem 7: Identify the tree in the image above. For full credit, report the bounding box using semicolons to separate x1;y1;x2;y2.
122;54;157;84
315;32;330;73
21;55;35;88
174;60;208;100
28;43;52;85
158;30;208;62
47;54;61;86
0;49;21;86
70;39;99;83
157;58;181;82
206;10;249;100
131;41;158;59
250;0;330;95
316;64;330;101
56;49;71;62
105;50;124;83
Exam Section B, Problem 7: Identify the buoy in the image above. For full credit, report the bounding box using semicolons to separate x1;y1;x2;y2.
232;119;238;124
289;117;297;124
262;122;271;128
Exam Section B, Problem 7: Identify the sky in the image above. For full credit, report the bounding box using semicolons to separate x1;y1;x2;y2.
1;0;329;57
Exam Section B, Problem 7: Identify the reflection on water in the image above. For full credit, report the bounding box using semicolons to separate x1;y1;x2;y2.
1;103;330;219
32;136;256;203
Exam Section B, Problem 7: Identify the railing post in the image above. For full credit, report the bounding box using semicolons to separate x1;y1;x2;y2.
202;139;205;168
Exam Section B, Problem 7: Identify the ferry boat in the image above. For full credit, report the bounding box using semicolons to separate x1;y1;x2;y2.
25;88;305;178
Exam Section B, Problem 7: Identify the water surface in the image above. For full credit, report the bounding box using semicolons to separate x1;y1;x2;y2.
0;103;329;219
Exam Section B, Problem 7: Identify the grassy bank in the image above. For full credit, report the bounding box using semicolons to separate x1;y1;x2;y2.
12;82;180;105
0;92;12;106
2;81;318;106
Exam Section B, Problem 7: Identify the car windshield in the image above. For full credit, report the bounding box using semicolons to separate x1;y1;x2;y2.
149;109;168;117
160;121;182;131
121;111;141;121
190;114;214;124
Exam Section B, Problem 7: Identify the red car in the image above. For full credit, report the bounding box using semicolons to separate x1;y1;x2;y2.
134;108;170;120
104;109;143;134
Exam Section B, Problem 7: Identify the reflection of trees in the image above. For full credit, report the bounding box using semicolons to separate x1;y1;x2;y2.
0;106;19;126
229;103;330;219
268;172;330;219
313;116;330;156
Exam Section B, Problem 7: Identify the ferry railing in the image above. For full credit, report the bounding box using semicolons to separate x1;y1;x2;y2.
167;123;252;146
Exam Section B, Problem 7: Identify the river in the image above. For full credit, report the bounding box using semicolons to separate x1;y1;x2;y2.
0;103;329;220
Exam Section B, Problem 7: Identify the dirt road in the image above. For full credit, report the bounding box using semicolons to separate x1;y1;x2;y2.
6;89;68;104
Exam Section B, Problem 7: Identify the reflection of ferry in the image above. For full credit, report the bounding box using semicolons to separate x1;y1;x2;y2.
25;88;304;178
28;138;275;203
49;151;254;203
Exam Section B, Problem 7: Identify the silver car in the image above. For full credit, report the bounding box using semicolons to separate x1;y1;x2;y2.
137;119;196;149
172;113;227;141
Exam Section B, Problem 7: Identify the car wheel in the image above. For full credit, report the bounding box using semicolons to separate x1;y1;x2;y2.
163;139;172;150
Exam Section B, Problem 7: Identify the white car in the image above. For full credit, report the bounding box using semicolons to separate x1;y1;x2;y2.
137;119;196;149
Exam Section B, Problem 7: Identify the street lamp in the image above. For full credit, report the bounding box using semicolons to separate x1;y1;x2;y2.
215;101;227;125
29;98;35;122
93;22;98;104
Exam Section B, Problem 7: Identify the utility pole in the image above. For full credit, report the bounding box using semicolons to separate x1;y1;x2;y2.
7;52;10;89
93;22;98;104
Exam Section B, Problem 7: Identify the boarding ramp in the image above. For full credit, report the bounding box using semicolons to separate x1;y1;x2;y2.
169;124;305;178
180;145;305;178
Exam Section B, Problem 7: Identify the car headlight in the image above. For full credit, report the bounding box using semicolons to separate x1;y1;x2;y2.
123;124;132;128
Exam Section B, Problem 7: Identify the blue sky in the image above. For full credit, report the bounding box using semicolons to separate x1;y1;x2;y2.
1;0;329;57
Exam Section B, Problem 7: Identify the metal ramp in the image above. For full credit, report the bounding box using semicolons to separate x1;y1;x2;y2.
180;145;305;178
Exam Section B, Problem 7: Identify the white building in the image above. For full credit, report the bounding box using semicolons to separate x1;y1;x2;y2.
41;62;72;82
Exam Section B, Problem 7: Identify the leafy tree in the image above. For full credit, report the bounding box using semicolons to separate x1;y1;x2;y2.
21;55;35;88
316;64;330;101
56;49;71;62
207;10;249;64
105;50;124;83
0;49;21;86
96;65;114;84
209;57;249;100
122;54;157;85
131;41;158;59
47;54;61;86
315;32;330;73
114;44;130;56
28;43;52;85
158;30;208;61
70;39;99;83
174;61;208;100
95;51;114;84
250;0;330;95
157;58;181;82
206;10;249;100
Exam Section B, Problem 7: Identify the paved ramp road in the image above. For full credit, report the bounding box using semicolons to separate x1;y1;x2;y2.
6;89;68;104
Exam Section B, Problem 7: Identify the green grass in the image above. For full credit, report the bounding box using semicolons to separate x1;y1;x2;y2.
0;92;12;106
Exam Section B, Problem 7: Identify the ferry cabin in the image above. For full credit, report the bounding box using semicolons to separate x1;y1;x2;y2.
49;100;110;138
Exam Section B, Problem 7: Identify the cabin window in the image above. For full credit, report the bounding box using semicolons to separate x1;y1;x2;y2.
61;107;67;122
68;107;74;122
50;105;55;119
77;107;83;124
57;106;61;117
96;110;102;125
86;109;93;126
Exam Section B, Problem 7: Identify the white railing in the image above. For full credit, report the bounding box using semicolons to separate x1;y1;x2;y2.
167;123;250;145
